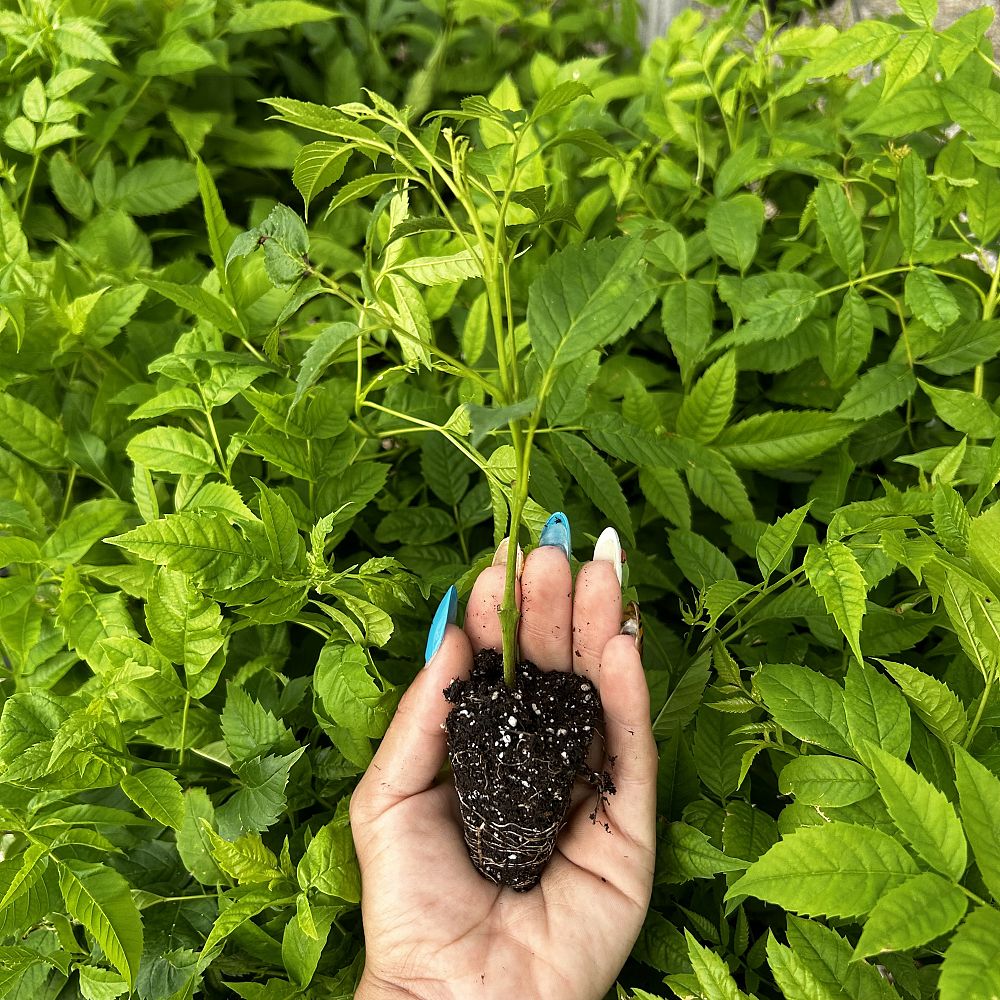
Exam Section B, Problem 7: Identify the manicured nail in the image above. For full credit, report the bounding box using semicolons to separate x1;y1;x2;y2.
621;600;643;654
538;511;571;560
492;537;524;575
425;585;457;663
593;527;623;586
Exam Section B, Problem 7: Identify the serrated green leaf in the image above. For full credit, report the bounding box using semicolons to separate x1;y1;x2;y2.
528;237;654;373
854;872;965;960
844;660;910;767
676;351;736;443
109;513;266;591
953;746;1000;902
803;540;867;663
662;280;713;387
716;412;851;470
656;822;747;884
58;861;142;989
756;504;811;581
779;754;877;809
120;769;186;830
815;181;863;277
296;820;360;901
755;663;854;757
867;743;965;880
0;394;67;468
116;159;198;216
552;434;633;545
878;659;967;744
939;906;1000;1000
728;823;918;918
905;268;960;332
706;194;764;272
837;363;917;422
127;427;218;476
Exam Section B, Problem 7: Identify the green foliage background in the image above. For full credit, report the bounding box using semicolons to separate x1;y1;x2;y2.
2;0;1000;997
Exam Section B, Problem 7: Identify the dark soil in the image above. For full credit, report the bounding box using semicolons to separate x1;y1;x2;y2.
444;648;615;892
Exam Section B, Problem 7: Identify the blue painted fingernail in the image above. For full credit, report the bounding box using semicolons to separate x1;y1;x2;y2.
425;584;457;663
539;511;571;560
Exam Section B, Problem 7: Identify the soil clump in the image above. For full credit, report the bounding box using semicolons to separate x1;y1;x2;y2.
444;648;614;891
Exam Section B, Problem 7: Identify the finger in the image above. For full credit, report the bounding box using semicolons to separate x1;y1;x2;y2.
464;539;521;653
596;634;657;850
352;625;472;822
572;527;623;683
519;543;573;671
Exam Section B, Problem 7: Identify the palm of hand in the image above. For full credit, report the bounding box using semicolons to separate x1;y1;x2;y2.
352;545;657;1000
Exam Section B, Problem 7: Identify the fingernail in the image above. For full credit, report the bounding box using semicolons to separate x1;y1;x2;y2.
425;585;457;663
593;527;623;586
621;600;643;654
538;511;571;560
492;537;524;575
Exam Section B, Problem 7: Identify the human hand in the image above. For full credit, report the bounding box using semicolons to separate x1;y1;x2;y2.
350;517;657;1000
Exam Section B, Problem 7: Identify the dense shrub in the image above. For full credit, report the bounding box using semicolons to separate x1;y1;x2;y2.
2;0;1000;997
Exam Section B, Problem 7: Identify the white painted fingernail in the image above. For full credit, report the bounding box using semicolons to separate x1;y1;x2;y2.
593;527;623;586
492;537;524;575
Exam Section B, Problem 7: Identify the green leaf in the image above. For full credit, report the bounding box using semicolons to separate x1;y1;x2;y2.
145;568;225;679
778;755;876;807
552;434;633;545
203;826;282;883
881;30;933;102
656;822;747;884
879;659;967;744
141;278;241;336
898;0;936;25
229;1;337;32
919;380;1000;439
217;750;305;835
662;281;713;387
58;861;142;989
293;322;360;405
685;930;752;1000
905;268;960;332
867;743;966;881
528;237;655;373
836;362;917;422
292;142;351;216
54;18;117;62
923;559;1000;681
116;160;198;216
120;769;186;830
939;907;1000;1000
201;887;280;957
815;181;863;277
313;642;395;739
282;899;337;988
854;872;966;960
728;823;918;918
676;352;736;443
126;427;218;476
177;789;225;885
898;149;933;257
390;250;482;286
754;663;854;757
844;659;910;767
109;513;266;591
49;151;93;221
0;394;67;468
756;504;811;581
296;820;361;901
222;684;294;763
669;529;736;590
953;746;1000;902
803;540;867;663
715;412;851;470
706;194;765;272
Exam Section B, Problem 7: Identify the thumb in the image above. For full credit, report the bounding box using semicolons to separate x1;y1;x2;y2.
351;624;472;825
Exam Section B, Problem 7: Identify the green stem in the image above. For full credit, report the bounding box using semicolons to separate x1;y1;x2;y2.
963;674;995;749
